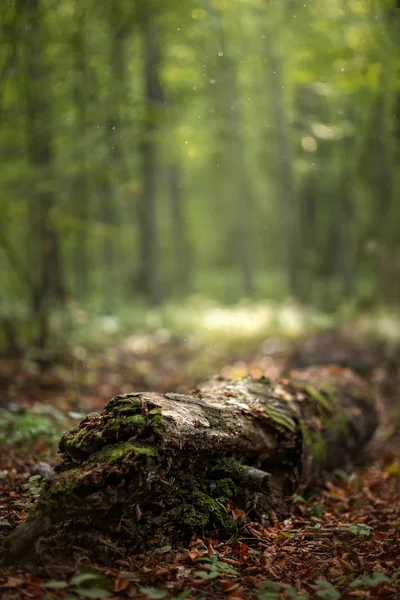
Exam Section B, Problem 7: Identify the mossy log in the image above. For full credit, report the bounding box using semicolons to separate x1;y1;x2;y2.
8;367;377;562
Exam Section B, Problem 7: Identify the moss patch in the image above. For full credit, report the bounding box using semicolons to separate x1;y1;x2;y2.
148;408;166;437
184;488;236;532
299;418;326;462
299;382;333;413
263;404;297;433
94;441;157;465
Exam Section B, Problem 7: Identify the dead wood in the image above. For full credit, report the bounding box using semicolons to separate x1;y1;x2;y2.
6;367;377;563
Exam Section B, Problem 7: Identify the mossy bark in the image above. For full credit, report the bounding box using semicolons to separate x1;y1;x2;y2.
7;367;377;563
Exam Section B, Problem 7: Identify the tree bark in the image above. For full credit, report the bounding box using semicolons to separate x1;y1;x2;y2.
21;0;66;348
136;0;162;305
7;367;377;563
72;1;89;300
212;8;256;297
262;31;299;298
168;162;191;293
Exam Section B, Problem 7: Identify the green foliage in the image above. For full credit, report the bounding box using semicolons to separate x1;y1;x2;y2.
349;523;372;537
139;590;191;600
314;580;340;600
286;588;310;600
0;411;55;444
309;504;325;518
257;581;279;600
195;554;239;580
1;0;399;351
43;569;111;599
292;493;308;504
349;571;399;588
332;469;349;481
0;405;67;444
27;475;45;497
138;589;168;600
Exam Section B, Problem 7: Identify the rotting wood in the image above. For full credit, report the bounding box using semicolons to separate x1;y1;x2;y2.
6;366;378;563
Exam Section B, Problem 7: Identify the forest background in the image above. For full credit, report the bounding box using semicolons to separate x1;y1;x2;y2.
0;0;399;356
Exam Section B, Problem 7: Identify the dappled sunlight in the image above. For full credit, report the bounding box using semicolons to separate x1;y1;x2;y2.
201;304;274;334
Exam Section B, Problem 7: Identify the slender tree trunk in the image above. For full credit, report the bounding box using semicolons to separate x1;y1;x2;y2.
108;0;130;184
213;11;256;296
22;0;65;348
262;32;299;297
100;170;115;314
98;2;133;313
137;1;162;305
336;163;353;298
72;2;89;300
168;162;191;293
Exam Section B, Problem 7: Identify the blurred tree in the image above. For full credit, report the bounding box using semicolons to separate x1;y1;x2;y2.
71;1;89;300
136;0;162;305
22;0;66;347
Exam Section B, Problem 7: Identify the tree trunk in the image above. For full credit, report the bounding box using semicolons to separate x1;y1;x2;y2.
72;2;89;300
22;0;65;348
262;32;299;298
100;170;115;314
168;162;191;293
213;9;256;297
136;0;162;305
7;367;377;563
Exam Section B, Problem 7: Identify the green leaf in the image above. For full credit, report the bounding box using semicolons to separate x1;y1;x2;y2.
350;572;390;588
391;571;400;582
139;588;168;599
333;469;348;480
286;588;310;600
215;561;239;575
0;521;12;526
292;493;307;504
310;504;325;518
365;572;390;586
280;531;296;538
43;581;69;589
70;573;105;587
258;581;279;600
315;580;340;600
349;524;372;537
195;570;219;579
349;578;363;588
75;589;111;599
171;591;191;600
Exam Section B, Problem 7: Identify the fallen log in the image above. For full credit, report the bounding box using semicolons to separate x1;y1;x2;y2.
286;329;384;376
7;366;377;562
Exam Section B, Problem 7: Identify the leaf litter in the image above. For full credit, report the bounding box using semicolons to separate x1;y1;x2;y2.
0;329;399;599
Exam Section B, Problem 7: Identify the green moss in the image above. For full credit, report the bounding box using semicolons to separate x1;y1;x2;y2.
206;410;226;428
95;441;157;464
63;427;102;451
299;418;326;461
112;405;142;416
148;409;166;437
212;477;237;498
212;457;246;481
264;404;297;433
105;414;146;431
33;468;82;513
336;412;349;434
299;383;333;413
319;382;336;400
106;397;142;410
184;488;236;532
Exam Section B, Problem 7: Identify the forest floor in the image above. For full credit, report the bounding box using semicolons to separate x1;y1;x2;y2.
0;304;399;600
